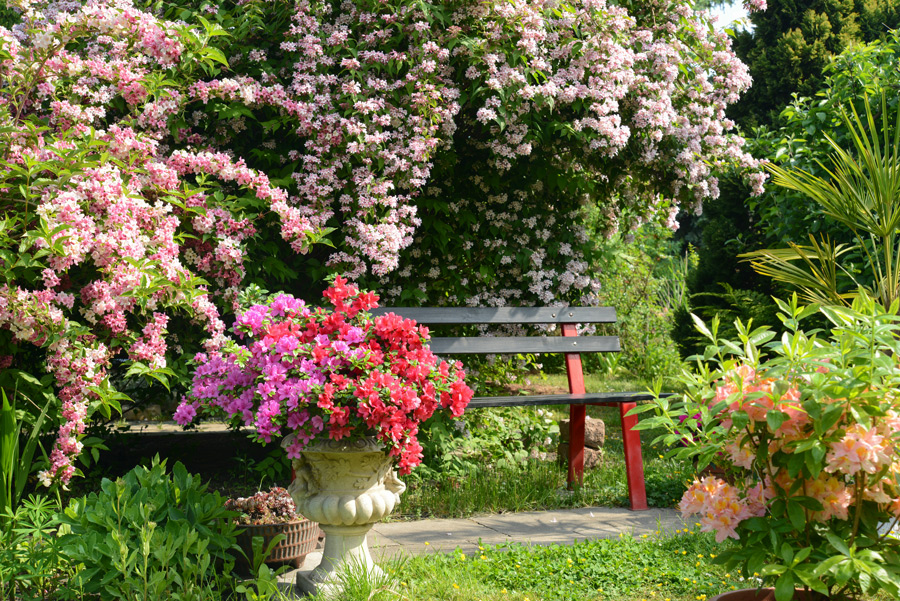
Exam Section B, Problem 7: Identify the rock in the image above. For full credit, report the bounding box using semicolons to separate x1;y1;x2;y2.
557;442;603;470
123;404;163;422
558;417;606;449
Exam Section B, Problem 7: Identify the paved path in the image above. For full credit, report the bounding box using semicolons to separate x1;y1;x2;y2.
368;506;687;559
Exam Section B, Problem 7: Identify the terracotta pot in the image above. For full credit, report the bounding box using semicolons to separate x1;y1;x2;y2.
235;518;320;570
709;588;821;601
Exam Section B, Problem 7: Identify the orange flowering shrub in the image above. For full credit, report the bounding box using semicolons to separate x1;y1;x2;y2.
637;293;900;601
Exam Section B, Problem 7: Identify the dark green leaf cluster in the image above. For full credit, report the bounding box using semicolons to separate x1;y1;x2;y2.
729;0;900;129
58;457;241;600
0;495;74;600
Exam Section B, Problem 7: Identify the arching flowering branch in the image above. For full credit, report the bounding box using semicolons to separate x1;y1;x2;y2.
0;0;326;485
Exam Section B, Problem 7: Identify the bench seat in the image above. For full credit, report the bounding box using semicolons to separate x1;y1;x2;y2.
371;305;661;511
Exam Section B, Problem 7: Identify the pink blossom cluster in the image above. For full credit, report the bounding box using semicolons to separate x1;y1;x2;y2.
185;0;459;278
179;277;474;474
678;363;900;543
38;338;110;486
377;183;602;309
372;0;767;309
0;0;309;485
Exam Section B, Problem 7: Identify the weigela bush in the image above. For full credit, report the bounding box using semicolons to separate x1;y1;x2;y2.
638;294;900;601
178;277;474;474
1;0;767;487
0;0;331;485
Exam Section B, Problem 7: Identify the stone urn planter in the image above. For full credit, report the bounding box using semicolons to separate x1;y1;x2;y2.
284;434;406;593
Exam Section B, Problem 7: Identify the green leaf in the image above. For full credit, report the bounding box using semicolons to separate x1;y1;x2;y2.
775;572;795;601
766;410;789;432
691;313;714;341
826;531;851;556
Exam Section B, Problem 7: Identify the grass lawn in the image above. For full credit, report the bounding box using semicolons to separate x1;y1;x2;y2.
307;525;750;601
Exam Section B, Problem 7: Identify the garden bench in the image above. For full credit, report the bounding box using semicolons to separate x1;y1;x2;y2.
369;306;659;511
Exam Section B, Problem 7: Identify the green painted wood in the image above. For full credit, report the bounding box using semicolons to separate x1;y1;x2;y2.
369;306;616;324
428;336;620;354
467;392;669;408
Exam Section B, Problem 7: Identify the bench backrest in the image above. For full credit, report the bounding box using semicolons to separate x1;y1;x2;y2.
368;307;620;355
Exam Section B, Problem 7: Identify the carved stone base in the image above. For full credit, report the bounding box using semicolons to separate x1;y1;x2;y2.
304;524;383;586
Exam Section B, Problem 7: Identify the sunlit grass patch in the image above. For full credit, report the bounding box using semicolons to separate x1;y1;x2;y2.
389;525;747;601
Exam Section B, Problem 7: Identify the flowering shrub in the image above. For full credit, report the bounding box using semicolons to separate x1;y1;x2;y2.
155;0;768;307
1;0;767;488
177;278;474;474
637;293;900;601
0;0;339;486
225;487;299;525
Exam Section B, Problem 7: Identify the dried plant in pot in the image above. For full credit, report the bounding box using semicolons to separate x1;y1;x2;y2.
225;487;320;571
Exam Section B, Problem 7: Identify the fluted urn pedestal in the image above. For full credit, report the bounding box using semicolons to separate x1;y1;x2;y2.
282;435;405;596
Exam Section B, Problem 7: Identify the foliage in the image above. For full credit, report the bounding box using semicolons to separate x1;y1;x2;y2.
676;31;900;359
0;372;52;522
0;495;75;601
415;406;559;479
728;0;900;128
59;457;240;600
672;285;779;360
225;487;300;526
744;93;900;309
637;293;900;601
750;33;900;251
181;277;473;474
590;225;692;381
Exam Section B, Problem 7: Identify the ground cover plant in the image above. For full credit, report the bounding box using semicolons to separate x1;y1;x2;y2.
302;525;754;601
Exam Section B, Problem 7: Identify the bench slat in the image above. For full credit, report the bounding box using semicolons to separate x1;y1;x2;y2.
370;307;616;324
468;392;663;408
428;336;620;355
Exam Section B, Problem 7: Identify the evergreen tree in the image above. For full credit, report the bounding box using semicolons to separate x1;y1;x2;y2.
672;0;900;357
730;0;900;128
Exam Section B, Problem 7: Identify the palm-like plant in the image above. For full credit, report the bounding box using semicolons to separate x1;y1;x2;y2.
742;94;900;309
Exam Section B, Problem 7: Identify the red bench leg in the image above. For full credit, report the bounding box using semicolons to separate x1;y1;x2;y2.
562;324;586;490
567;405;585;489
620;402;648;510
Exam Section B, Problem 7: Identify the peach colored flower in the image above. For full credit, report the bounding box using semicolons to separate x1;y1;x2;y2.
807;474;853;521
724;439;755;469
826;424;891;475
680;477;752;542
679;476;723;517
745;479;774;517
863;480;891;504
